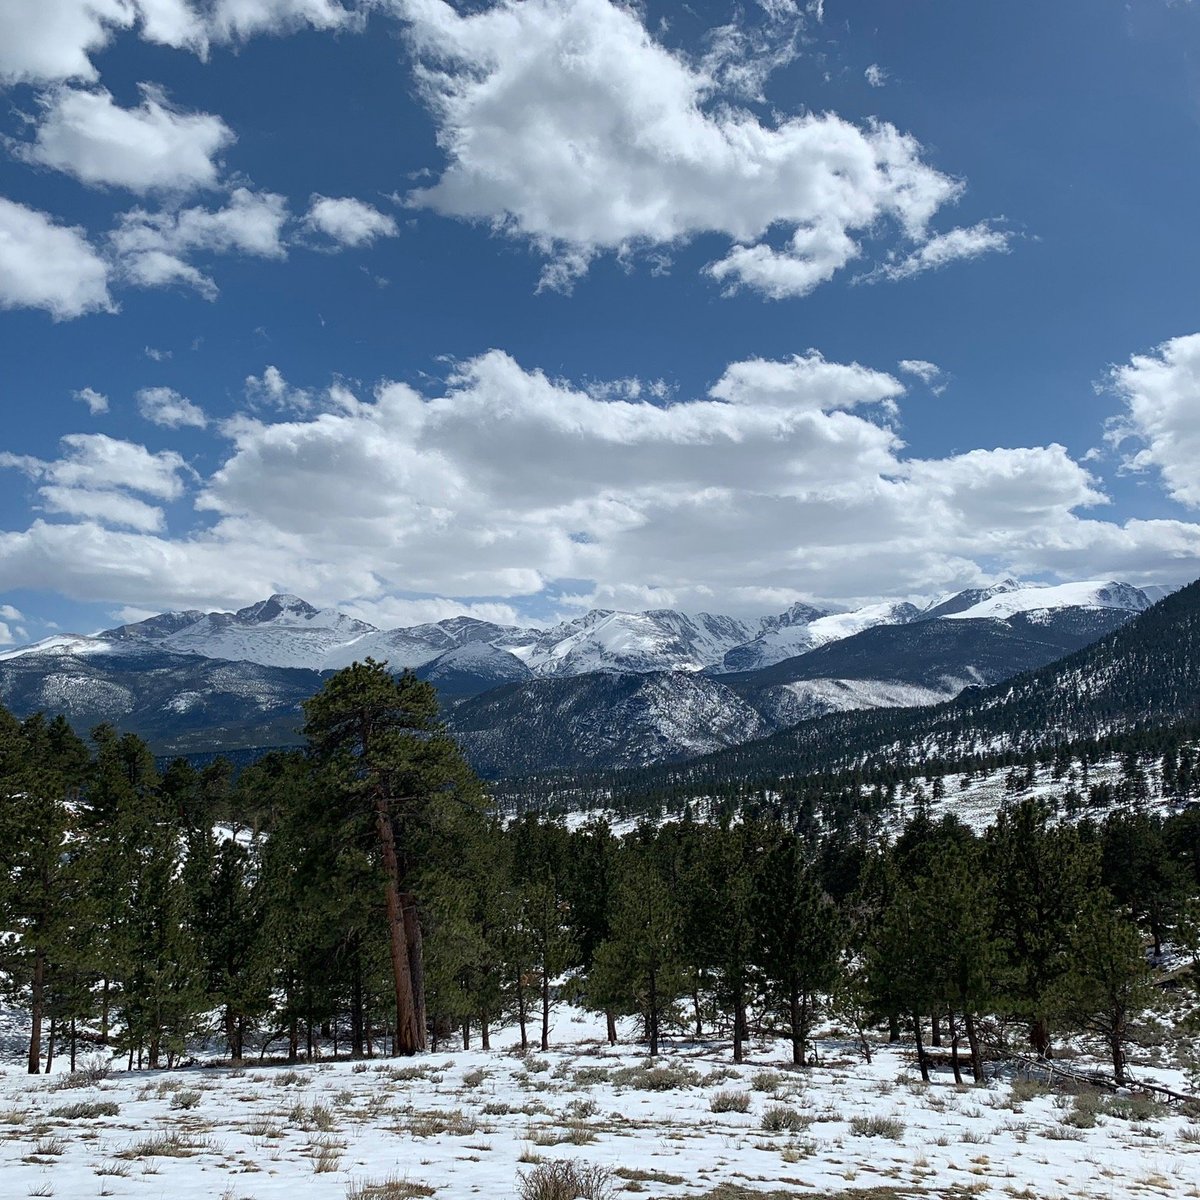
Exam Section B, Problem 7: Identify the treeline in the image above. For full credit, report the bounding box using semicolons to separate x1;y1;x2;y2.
495;723;1200;825
2;663;1199;1086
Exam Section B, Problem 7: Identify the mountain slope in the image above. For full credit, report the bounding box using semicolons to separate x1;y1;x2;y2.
0;648;320;754
447;671;770;777
595;576;1200;795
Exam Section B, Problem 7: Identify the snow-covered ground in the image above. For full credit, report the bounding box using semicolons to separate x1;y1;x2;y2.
2;1005;1197;1200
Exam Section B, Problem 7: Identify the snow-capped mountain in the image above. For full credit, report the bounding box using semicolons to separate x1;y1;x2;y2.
1;580;1156;685
936;580;1152;622
415;641;533;700
720;600;921;672
0;577;1171;770
514;609;759;677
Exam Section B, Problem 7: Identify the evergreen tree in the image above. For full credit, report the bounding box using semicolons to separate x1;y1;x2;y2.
753;832;841;1066
1054;899;1156;1085
985;799;1099;1058
302;660;485;1054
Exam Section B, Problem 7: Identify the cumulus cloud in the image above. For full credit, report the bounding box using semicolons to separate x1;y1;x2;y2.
136;385;207;427
111;186;289;298
303;195;399;247
867;220;1011;282
0;348;1196;616
864;63;887;87
1107;332;1200;508
74;386;110;414
0;433;188;535
0;0;134;84
0;197;114;319
14;84;233;193
38;484;167;531
0;0;365;85
398;0;987;297
244;365;315;412
205;0;362;43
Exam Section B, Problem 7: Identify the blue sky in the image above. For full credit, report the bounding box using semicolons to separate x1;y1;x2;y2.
1;0;1199;642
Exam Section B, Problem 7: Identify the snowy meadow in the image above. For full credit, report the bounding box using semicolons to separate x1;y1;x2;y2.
2;1006;1199;1200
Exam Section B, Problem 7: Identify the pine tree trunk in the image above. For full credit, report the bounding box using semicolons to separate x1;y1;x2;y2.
887;1012;900;1043
733;983;748;1064
481;1013;490;1051
648;965;659;1057
70;1018;77;1073
373;797;421;1054
964;1012;984;1084
45;1017;57;1074
101;979;110;1044
462;1018;470;1051
540;968;551;1052
788;983;803;1066
913;1012;929;1083
27;948;45;1074
225;1006;238;1060
692;990;703;1040
930;1014;942;1047
605;1010;617;1045
1109;1028;1126;1086
1031;1016;1051;1060
516;968;528;1051
948;1013;963;1086
400;892;427;1050
350;955;365;1058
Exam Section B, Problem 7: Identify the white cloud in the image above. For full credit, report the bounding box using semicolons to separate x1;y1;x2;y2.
399;0;975;297
897;358;941;386
0;432;187;535
0;432;187;499
15;84;233;193
206;0;362;43
0;0;135;85
1;348;1195;616
0;197;114;319
0;0;365;85
38;484;166;531
303;195;399;247
868;220;1011;282
136;385;207;427
74;386;110;413
0;604;22;621
865;63;887;88
244;364;315;411
111;186;289;298
1107;332;1200;508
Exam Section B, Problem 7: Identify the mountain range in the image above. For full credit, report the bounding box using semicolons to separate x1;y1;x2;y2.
541;573;1200;810
0;578;1163;769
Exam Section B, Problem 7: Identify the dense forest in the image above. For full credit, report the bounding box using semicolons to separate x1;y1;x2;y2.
3;658;1199;1089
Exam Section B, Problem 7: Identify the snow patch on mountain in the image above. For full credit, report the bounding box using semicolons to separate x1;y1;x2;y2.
719;600;918;672
0;634;114;661
941;581;1150;622
753;676;963;728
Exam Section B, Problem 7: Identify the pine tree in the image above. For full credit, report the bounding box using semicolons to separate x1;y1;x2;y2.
584;845;682;1055
302;660;486;1054
753;832;841;1066
985;799;1099;1058
1054;898;1156;1084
